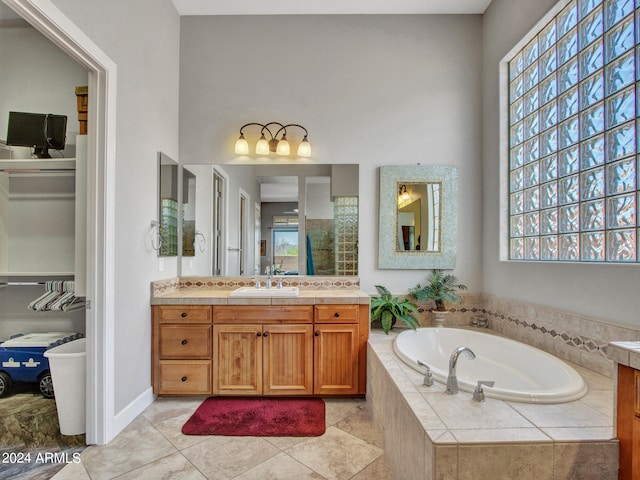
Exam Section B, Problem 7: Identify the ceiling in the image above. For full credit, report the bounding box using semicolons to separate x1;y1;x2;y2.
170;0;492;16
0;1;491;21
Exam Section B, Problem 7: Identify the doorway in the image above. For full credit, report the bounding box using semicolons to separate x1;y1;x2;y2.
2;0;117;445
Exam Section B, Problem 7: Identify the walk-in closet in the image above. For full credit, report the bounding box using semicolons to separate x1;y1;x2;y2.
1;7;91;476
0;135;87;477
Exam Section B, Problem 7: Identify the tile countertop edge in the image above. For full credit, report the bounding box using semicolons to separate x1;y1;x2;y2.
608;341;640;369
150;290;371;306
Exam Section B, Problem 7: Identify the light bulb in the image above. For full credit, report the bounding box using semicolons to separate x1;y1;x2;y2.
276;134;290;155
255;134;270;155
297;136;311;157
234;134;249;155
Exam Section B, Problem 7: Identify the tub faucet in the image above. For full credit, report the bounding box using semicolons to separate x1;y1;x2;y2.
472;380;495;402
446;346;476;395
417;360;433;387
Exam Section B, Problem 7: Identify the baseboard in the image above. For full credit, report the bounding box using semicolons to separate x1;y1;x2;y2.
112;387;155;438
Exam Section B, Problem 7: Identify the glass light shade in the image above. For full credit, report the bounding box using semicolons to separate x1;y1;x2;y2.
297;137;311;157
234;134;249;155
276;135;290;155
255;134;270;155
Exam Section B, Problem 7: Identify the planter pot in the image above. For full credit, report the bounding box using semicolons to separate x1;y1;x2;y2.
431;310;448;327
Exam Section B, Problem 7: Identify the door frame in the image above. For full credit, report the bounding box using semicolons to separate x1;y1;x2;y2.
4;0;117;444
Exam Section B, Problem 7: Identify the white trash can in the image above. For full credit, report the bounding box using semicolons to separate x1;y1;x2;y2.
44;338;86;435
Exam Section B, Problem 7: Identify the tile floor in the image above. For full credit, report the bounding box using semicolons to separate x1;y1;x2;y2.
52;397;394;480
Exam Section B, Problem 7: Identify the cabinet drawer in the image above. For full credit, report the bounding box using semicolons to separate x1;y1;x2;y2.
159;325;212;359
315;305;359;323
157;305;212;324
158;360;211;394
214;306;313;323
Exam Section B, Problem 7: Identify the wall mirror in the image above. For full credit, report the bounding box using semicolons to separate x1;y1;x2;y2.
378;165;457;269
182;166;196;257
157;152;178;257
178;163;359;277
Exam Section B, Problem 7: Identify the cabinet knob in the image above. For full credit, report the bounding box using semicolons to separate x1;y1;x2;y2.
314;331;320;336
256;332;262;337
181;312;187;318
263;332;269;337
181;339;187;345
181;376;187;382
334;312;340;318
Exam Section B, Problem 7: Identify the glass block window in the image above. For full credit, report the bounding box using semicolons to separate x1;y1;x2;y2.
333;197;358;275
508;0;639;262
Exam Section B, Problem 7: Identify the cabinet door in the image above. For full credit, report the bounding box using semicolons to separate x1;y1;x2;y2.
314;323;359;395
263;324;313;395
214;324;262;395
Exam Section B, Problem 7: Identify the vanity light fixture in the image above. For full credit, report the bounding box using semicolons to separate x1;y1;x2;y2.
398;184;410;204
234;122;311;157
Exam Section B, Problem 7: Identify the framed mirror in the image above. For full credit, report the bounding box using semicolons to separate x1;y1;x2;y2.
378;165;457;269
157;152;178;257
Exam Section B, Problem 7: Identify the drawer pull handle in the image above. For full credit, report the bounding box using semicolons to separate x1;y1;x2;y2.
263;332;269;337
256;332;262;337
334;312;340;317
181;312;187;318
314;331;320;336
181;376;187;382
181;339;188;345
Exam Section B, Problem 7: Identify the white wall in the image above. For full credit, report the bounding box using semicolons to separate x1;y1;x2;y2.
48;0;181;412
306;180;333;220
482;0;640;327
179;14;484;294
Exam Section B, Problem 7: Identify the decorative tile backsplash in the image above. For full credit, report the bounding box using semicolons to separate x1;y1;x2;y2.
151;276;361;297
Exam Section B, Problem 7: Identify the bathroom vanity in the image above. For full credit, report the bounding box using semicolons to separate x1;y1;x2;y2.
608;341;640;480
150;277;369;397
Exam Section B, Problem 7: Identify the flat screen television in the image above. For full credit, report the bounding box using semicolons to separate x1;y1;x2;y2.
6;111;67;158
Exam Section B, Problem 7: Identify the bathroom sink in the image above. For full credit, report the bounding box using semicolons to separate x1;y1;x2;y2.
229;286;300;297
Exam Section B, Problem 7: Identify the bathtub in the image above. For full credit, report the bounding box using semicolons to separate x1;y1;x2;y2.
393;327;587;403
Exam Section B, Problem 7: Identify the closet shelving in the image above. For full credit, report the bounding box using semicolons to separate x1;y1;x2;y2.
0;135;87;296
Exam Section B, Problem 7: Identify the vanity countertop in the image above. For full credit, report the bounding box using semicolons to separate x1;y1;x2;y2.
150;276;370;306
608;341;640;369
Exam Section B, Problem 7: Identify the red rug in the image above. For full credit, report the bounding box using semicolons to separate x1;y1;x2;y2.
181;396;326;437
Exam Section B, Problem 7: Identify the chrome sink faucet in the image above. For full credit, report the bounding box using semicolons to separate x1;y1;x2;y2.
446;346;476;395
265;265;272;289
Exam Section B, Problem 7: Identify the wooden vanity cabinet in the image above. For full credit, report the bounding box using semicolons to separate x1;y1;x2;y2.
212;306;314;396
313;305;360;395
152;302;368;397
152;305;213;395
617;364;640;480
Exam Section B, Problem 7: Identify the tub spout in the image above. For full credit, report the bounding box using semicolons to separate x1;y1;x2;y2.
446;346;476;395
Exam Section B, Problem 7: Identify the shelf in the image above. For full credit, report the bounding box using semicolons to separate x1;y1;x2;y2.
0;272;75;278
0;158;75;172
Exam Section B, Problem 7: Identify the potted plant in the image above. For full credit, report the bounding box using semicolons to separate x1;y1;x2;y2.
370;285;420;335
409;269;467;327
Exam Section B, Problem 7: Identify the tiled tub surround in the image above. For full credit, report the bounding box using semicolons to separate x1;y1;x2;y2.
367;330;618;480
410;293;640;379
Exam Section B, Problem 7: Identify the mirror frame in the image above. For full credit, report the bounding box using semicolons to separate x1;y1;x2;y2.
378;165;458;269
